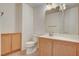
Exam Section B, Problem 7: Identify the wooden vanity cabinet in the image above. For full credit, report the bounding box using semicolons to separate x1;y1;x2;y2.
76;43;79;56
38;37;77;56
1;33;21;56
1;34;12;55
38;37;52;56
11;33;21;52
53;40;76;56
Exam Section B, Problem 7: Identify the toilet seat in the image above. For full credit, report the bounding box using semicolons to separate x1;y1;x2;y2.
26;41;36;47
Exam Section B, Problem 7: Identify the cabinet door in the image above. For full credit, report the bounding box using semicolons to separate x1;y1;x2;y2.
11;33;21;51
76;43;79;56
38;38;52;56
53;40;76;56
1;34;11;55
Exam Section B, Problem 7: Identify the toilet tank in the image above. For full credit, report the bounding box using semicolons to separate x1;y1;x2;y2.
32;34;40;42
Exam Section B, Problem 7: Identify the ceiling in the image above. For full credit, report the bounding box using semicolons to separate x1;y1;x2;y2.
27;3;79;8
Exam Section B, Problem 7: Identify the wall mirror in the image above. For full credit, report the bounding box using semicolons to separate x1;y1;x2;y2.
45;3;79;35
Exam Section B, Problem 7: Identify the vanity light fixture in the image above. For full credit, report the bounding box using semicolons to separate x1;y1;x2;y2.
46;3;66;12
59;3;66;12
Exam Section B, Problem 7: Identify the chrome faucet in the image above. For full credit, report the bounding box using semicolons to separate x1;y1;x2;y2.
49;32;54;36
48;26;56;36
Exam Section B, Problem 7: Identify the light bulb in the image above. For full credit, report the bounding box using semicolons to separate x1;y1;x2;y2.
46;4;52;10
52;3;58;8
63;4;66;10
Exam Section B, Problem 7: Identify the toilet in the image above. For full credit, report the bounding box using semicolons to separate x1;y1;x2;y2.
25;34;38;55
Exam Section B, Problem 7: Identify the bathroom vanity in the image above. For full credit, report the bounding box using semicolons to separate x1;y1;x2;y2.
38;34;79;56
42;5;79;56
1;33;21;56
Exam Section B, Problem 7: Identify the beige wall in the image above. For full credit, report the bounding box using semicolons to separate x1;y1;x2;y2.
33;5;46;34
15;4;22;32
0;3;22;33
64;7;79;34
0;3;16;33
22;4;34;50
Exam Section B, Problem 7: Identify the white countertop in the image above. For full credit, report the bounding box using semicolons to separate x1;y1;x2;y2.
39;33;79;43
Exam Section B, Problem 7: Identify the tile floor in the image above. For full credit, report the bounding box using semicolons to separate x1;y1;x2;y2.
7;50;38;56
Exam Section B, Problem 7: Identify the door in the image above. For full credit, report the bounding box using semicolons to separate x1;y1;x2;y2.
1;34;11;55
11;33;21;52
53;40;76;56
38;38;52;56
